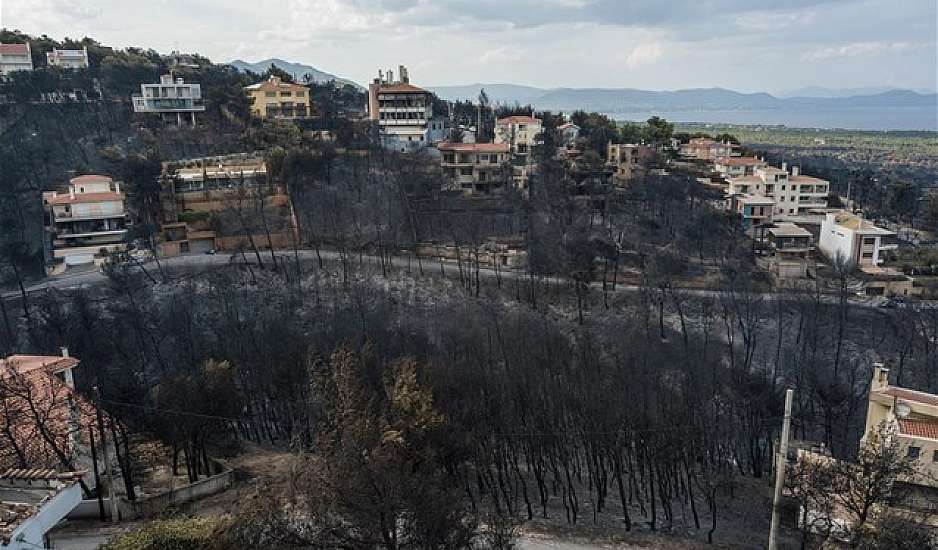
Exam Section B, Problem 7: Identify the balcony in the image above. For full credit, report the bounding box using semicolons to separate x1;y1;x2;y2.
133;96;205;113
264;105;309;119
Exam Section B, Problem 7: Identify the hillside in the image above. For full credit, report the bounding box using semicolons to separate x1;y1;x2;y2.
228;58;362;89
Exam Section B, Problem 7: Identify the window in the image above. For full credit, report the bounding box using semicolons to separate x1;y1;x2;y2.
862;252;874;259
863;237;876;245
478;171;487;182
908;446;921;459
781;185;786;191
933;450;938;463
265;91;276;97
295;91;305;97
460;167;473;176
280;91;292;97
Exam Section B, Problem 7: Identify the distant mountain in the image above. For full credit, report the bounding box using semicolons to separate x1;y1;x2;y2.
775;86;935;98
428;83;937;116
228;58;362;90
427;83;549;104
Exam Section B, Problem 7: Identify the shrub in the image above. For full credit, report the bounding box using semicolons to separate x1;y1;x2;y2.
101;518;218;550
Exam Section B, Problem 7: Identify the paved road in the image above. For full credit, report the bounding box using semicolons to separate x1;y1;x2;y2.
2;249;891;310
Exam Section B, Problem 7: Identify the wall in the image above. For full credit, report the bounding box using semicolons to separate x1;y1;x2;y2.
819;217;854;264
121;468;232;519
8;483;82;550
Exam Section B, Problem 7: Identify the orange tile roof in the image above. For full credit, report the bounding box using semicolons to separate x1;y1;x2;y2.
378;83;428;94
437;142;510;153
45;192;123;206
879;386;938;407
70;175;112;186
715;156;765;166
0;355;95;471
0;43;29;55
899;418;938;440
497;115;540;125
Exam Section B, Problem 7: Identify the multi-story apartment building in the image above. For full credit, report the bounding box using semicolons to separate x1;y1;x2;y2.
607;143;639;182
438;142;510;194
367;66;443;151
557;123;580;147
244;75;311;119
43;175;127;267
679;138;736;160
818;210;896;267
726;164;828;217
132;74;205;125
864;364;938;506
495;115;542;157
46;47;89;69
713;156;766;179
0;43;33;76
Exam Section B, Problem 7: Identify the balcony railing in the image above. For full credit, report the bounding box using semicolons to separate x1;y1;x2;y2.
133;96;206;113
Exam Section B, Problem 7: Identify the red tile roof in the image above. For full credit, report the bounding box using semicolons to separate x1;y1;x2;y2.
378;83;428;94
437;142;510;153
46;192;123;206
70;175;112;186
880;387;938;408
497;115;540;125
715;156;765;166
0;43;29;55
899;418;938;440
0;355;95;471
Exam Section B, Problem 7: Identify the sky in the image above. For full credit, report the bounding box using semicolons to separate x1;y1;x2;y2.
2;0;936;93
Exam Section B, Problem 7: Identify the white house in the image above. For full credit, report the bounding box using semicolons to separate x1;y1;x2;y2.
0;43;33;76
495;115;542;158
557;122;580;146
45;48;89;69
43;175;128;267
0;469;84;550
818;211;896;267
726;163;828;217
132;74;205;125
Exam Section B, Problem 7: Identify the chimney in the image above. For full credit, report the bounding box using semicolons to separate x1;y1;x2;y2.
69;187;75;200
781;162;787;172
61;346;69;358
871;362;889;392
792;166;800;177
399;65;408;83
115;181;120;194
388;69;394;84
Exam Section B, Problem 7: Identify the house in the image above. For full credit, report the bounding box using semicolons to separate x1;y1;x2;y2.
438;142;511;194
726;164;829;217
713;156;766;179
367;66;442;151
557;123;580;146
495;115;542;158
818;211;896;267
0;469;85;550
158;154;295;255
0;43;33;76
244;75;311;119
728;195;775;229
607;143;639;183
42;175;127;269
45;48;89;69
679;138;735;160
0;351;95;472
863;364;938;507
132;74;205;125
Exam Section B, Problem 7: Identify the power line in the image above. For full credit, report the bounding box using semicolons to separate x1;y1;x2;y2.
102;399;254;424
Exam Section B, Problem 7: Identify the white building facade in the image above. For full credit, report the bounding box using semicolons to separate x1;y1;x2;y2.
726;164;828;217
46;47;89;69
0;43;33;76
818;211;895;267
132;74;205;125
367;65;442;151
43;175;128;267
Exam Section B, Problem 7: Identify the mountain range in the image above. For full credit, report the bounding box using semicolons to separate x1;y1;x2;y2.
427;84;937;114
227;58;363;90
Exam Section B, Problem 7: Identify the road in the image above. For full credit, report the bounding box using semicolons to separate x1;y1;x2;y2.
1;248;893;310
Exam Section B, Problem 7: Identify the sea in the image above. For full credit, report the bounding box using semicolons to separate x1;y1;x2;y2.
608;107;937;132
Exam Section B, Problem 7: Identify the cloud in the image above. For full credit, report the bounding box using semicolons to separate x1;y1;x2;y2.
801;41;919;61
626;43;663;68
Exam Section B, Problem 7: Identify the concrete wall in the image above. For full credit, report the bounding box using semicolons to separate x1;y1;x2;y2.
122;469;232;518
8;483;82;550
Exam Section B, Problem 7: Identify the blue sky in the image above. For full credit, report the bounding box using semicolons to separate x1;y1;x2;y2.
3;0;936;92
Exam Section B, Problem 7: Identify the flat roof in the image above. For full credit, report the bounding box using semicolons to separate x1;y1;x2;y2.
437;142;509;153
768;223;811;238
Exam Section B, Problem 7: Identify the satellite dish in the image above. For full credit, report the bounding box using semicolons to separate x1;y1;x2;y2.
896;403;911;418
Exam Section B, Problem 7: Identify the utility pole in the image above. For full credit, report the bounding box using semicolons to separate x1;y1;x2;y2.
93;386;119;523
768;388;794;550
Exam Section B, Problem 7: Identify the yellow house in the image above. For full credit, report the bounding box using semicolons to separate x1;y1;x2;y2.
244;76;311;119
863;364;938;507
